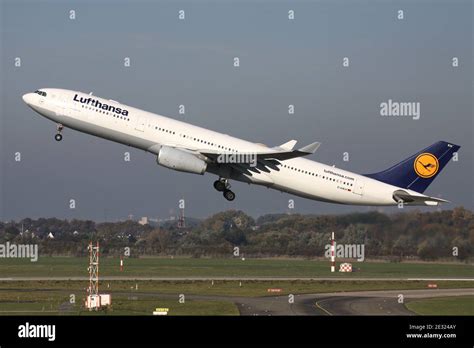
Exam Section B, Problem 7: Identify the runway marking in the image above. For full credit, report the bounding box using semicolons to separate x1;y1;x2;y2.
315;300;333;316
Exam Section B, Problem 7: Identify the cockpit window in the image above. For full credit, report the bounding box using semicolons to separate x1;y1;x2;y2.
34;90;47;97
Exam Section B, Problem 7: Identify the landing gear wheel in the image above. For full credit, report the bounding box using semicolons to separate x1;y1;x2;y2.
223;189;235;201
55;123;64;141
213;180;226;192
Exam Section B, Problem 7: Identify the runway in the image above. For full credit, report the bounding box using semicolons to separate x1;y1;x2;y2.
0;276;471;315
237;288;474;315
1;277;473;281
113;288;474;316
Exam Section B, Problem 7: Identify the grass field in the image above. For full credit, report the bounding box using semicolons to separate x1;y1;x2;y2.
0;290;239;316
1;279;472;297
0;279;472;315
0;257;472;315
406;296;474;315
0;257;472;278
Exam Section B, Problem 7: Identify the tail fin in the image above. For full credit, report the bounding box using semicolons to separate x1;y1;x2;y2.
364;141;460;193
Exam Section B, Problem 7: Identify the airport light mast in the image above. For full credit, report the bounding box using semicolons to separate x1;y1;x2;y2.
87;241;100;309
85;241;111;310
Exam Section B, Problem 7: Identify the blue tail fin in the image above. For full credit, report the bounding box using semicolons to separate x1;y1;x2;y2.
364;141;460;193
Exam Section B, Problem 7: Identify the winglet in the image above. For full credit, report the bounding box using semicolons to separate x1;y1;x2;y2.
298;142;321;154
278;140;297;151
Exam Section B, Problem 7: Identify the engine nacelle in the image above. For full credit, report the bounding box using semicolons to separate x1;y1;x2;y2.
157;146;207;175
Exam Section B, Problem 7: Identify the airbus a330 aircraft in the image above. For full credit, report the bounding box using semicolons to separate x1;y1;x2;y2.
23;88;460;206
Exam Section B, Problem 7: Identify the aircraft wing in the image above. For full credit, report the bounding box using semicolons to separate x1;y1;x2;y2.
146;140;320;177
199;141;321;162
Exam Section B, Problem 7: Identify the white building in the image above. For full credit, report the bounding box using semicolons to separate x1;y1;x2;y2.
138;217;148;225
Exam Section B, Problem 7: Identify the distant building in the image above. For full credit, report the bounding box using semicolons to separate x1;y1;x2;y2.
47;232;55;239
138;217;148;225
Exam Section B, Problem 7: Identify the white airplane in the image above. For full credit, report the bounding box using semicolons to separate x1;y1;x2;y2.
22;88;460;206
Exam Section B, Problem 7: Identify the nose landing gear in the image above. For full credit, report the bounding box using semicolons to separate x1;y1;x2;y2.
55;123;64;141
213;178;236;201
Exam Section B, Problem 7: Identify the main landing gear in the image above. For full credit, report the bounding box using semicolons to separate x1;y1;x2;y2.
55;123;64;142
213;178;236;201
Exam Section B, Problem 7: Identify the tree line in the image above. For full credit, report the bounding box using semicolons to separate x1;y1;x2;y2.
0;207;472;261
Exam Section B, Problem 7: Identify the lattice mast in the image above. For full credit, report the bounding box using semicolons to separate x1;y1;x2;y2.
88;241;100;297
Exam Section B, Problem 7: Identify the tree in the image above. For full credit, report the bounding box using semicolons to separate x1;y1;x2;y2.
147;229;171;253
392;235;412;258
417;240;438;260
451;237;472;261
4;226;20;240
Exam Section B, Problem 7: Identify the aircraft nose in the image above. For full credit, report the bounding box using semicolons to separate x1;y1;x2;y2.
22;93;34;105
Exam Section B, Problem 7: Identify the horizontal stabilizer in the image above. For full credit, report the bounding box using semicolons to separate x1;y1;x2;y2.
393;189;450;206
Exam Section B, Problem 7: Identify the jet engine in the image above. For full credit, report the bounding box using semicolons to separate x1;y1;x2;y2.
157;146;207;174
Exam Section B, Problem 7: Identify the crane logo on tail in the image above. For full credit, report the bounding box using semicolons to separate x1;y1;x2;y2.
414;153;439;178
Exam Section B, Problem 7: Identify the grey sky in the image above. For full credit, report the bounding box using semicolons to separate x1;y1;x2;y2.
1;0;472;221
